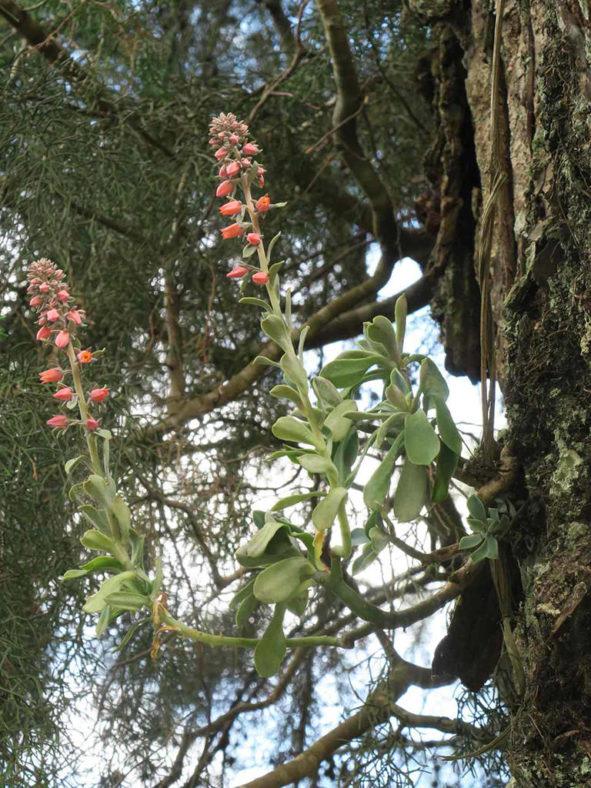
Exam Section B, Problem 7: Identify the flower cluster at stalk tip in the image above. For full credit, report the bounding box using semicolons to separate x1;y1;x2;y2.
209;112;282;286
27;258;109;431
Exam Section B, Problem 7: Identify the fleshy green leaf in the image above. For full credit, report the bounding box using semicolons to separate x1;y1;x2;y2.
280;354;308;392
242;243;258;258
320;354;379;388
253;557;315;604
312;376;342;407
267;232;281;259
96;605;111;636
470;536;499;563
84;474;116;507
110;495;130;540
459;534;484;550
311;487;347;531
65;455;86;474
254;604;287;677
272;416;318;447
364;434;404;509
365;316;398;358
392;460;427;522
351;528;370;546
395;295;407;356
271;491;323;511
235;593;259;627
297;453;338;479
79;505;110;534
334;428;359;483
287;589;309;617
80;556;125;573
351;526;390;575
386;383;410;412
61;568;89;581
323;400;358;442
269;384;304;408
236;519;298;568
239;297;270;311
432;443;459;503
434;397;462;454
261;314;291;351
404;410;440;465
467;495;487;521
103;592;149;611
80;529;115;553
467;517;487;534
375;413;405;449
229;577;256;609
298;325;310;359
419;358;449;401
83;570;139;613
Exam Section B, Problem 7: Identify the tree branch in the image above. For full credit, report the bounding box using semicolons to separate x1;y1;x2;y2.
151;267;431;434
237;656;480;788
314;0;395;246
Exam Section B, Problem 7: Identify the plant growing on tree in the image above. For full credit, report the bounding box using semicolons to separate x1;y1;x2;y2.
28;113;502;679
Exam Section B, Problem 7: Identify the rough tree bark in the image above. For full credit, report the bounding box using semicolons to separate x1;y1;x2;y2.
416;0;591;784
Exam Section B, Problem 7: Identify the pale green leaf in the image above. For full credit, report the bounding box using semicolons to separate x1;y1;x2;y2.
311;487;347;531
253;557;315;604
404;410;440;465
392;460;427;522
254;604;286;677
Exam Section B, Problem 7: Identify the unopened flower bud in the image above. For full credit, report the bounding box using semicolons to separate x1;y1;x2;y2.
56;290;70;302
53;387;73;402
46;414;68;429
85;417;100;431
89;388;109;403
55;330;70;348
67;310;83;325
229;134;239;144
219;200;243;216
247;232;261;245
243;142;259;155
226;161;241;177
216;181;235;198
227;265;249;279
39;282;50;292
214;147;228;160
36;325;52;341
252;271;269;285
30;295;43;307
46;309;60;322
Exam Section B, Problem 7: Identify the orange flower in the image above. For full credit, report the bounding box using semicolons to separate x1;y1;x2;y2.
219;200;242;216
221;224;244;240
77;350;93;364
39;368;63;384
255;195;270;213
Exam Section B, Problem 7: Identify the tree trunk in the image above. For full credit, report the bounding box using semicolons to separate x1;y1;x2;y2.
417;0;591;783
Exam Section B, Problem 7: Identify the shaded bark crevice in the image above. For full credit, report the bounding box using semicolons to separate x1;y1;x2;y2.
418;23;482;382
